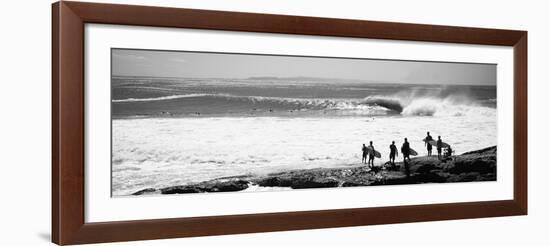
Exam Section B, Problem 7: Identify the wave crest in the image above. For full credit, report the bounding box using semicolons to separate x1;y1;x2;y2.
112;93;214;102
363;96;403;112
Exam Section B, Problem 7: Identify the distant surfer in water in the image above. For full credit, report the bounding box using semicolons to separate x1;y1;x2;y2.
361;144;368;164
436;136;443;160
389;141;398;165
401;138;411;177
424;132;433;156
368;141;376;168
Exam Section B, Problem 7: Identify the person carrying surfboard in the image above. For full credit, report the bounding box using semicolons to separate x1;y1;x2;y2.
424;132;433;156
436;136;443;160
401;138;411;162
401;138;411;177
368;141;376;168
389;141;398;165
361;144;368;164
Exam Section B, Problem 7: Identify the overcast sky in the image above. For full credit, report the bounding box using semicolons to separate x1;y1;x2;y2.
112;49;496;85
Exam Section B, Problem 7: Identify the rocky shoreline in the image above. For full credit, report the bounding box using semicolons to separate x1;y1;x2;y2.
132;146;497;196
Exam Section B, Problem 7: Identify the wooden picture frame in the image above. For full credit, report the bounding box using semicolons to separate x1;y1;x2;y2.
52;1;527;245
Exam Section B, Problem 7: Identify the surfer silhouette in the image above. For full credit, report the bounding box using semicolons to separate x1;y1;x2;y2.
424;132;433;156
368;141;375;168
361;144;368;164
436;136;443;160
401;138;411;177
445;145;454;160
401;138;411;162
389;141;398;164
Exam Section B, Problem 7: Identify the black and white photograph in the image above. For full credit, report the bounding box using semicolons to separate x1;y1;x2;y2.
3;1;543;245
111;48;498;197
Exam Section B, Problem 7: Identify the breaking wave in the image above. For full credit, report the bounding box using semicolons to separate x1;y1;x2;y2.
112;93;214;102
113;92;495;117
364;95;495;117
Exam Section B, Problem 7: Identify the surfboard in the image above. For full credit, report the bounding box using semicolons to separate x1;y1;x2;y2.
366;146;382;158
400;146;417;156
423;138;435;144
426;140;450;148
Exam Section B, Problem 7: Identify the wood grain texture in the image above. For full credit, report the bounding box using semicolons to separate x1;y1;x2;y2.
513;34;528;213
62;1;525;46
69;200;523;245
52;1;528;245
52;2;85;245
51;3;59;243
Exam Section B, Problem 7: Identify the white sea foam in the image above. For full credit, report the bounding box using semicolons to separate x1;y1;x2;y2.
401;97;495;117
112;93;215;102
112;110;497;196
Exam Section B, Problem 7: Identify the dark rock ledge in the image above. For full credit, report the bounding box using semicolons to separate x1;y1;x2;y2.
132;146;497;196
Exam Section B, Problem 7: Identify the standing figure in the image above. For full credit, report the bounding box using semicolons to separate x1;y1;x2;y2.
361;144;368;164
436;136;443;160
424;131;433;156
389;141;398;165
401;138;411;177
368;141;376;168
444;145;453;159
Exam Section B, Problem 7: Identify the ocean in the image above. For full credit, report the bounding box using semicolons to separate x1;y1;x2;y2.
111;76;497;196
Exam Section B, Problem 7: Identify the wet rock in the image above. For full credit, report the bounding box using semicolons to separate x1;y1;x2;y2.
462;146;497;155
415;163;440;174
341;181;367;187
132;188;158;195
207;180;249;192
159;179;249;194
447;172;483;182
256;176;293;187
290;177;340;189
161;186;201;194
140;146;497;195
448;158;496;174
